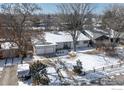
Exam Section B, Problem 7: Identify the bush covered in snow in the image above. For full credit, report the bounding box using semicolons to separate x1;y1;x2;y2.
29;60;50;85
68;51;77;57
73;60;83;75
32;74;50;85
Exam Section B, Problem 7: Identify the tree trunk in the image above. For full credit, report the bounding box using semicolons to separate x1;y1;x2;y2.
73;39;77;51
112;38;116;50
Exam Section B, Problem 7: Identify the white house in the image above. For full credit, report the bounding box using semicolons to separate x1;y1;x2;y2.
33;28;124;55
45;32;91;49
33;31;91;55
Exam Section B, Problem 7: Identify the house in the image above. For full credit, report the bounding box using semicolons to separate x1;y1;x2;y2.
80;29;117;48
90;29;122;49
0;42;19;59
0;41;34;59
33;28;123;55
33;31;90;55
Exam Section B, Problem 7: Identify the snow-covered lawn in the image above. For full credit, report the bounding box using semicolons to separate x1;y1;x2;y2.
0;47;124;85
18;79;32;86
46;67;61;85
60;52;119;71
43;48;124;85
18;48;124;85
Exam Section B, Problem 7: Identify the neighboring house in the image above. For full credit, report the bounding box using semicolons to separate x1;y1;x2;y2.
80;29;116;48
33;31;90;55
0;42;18;58
91;29;122;49
32;23;59;31
0;41;34;59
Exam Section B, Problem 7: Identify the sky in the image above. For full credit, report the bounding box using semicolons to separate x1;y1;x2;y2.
40;3;110;14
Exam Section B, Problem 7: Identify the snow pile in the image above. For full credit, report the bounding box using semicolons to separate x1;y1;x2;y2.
18;79;32;86
1;42;18;49
47;67;57;75
46;67;61;85
17;64;30;77
60;70;68;78
17;64;29;72
18;81;29;86
0;60;5;71
0;67;3;71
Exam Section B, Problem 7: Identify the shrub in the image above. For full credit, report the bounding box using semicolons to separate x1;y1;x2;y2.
29;61;47;76
32;74;50;85
76;59;82;69
73;60;83;74
68;51;76;57
29;61;50;85
73;66;82;74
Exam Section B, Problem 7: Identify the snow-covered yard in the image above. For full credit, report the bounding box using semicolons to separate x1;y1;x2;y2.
17;47;124;85
60;52;119;71
18;79;32;86
0;47;124;85
44;50;122;85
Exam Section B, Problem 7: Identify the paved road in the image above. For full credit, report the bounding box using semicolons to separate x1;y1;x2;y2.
0;65;18;85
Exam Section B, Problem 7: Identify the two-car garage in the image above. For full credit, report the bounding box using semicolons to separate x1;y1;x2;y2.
34;43;56;55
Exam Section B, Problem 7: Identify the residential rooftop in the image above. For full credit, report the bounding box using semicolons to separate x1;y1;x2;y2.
45;31;90;44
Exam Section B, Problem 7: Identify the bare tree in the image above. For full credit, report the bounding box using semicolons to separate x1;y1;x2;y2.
102;4;124;49
0;3;43;63
1;3;42;62
57;4;94;51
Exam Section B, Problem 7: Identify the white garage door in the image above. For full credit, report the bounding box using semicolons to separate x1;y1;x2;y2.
35;45;55;55
36;47;44;55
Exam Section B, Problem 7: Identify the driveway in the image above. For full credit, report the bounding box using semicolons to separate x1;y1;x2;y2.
0;65;18;85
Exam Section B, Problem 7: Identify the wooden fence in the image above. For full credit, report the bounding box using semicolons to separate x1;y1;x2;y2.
84;62;124;74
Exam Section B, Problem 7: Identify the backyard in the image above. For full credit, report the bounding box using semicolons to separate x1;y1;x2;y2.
16;47;124;85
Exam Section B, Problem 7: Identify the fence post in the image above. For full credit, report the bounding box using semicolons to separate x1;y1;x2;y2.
120;63;122;67
93;67;95;73
111;65;113;68
103;67;105;71
5;57;7;67
83;71;86;75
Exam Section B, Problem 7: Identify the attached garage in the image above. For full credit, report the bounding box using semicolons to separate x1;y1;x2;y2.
34;42;56;55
